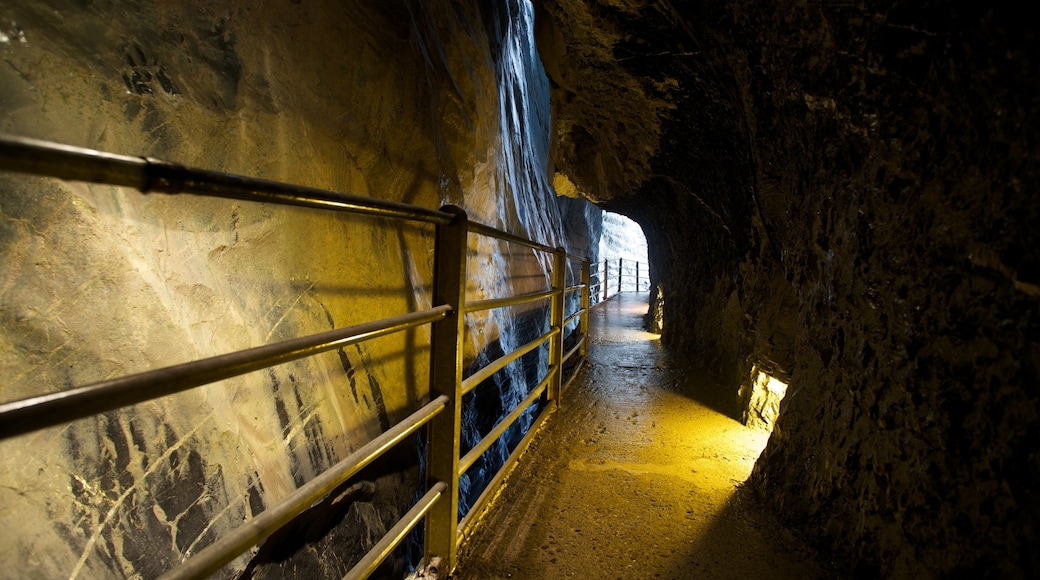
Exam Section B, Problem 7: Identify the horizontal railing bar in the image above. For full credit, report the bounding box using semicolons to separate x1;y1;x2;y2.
592;259;646;266
564;309;586;328
461;327;559;396
456;403;554;543
0;134;146;188
0;134;453;225
459;367;554;474
158;394;450;580
463;289;554;313
565;283;586;294
501;272;552;281
343;481;447;580
0;305;451;440
468;222;555;254
561;339;583;367
562;358;584;393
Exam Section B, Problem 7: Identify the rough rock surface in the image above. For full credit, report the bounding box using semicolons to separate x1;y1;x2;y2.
538;0;1039;576
0;1;580;577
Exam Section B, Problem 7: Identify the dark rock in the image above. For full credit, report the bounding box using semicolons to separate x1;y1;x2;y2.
538;0;1039;576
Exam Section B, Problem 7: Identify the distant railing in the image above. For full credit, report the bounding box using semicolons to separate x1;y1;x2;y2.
0;135;591;579
590;258;649;305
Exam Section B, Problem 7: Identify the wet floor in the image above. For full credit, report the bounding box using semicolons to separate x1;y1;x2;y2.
454;293;825;579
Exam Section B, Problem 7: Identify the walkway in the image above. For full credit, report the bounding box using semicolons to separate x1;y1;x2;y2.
454;293;825;579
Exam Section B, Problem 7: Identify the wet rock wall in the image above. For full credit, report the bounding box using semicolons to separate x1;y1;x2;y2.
0;1;571;577
538;0;1038;576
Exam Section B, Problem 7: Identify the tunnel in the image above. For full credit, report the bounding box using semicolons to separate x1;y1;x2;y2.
0;0;1037;578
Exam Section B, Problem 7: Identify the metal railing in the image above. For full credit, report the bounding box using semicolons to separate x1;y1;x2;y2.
0;134;591;579
590;258;650;305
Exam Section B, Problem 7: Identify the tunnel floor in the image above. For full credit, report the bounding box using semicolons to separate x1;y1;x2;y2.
453;292;826;579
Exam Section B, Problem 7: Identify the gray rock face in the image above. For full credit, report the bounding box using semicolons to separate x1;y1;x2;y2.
0;1;569;577
556;195;603;263
538;0;1039;576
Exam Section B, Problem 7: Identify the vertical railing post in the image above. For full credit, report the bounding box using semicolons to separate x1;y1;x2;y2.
618;258;624;293
424;205;467;577
580;258;590;360
602;260;609;302
548;247;566;404
635;261;640;292
594;261;603;307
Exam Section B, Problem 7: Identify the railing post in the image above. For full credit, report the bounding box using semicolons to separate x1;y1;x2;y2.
580;259;590;360
618;258;624;293
424;205;467;577
602;260;609;302
635;261;640;292
594;259;603;305
548;247;566;404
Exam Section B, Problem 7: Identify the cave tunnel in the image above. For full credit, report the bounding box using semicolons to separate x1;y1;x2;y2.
0;0;1038;578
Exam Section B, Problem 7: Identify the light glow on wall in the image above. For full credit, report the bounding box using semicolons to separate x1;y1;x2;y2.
739;366;790;432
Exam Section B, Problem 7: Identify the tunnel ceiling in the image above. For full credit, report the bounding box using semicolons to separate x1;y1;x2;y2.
536;0;754;211
535;0;1037;263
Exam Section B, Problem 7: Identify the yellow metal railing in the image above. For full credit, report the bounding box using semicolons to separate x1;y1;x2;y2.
0;134;591;579
591;257;650;304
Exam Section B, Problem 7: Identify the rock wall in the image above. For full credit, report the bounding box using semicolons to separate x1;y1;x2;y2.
538;0;1038;576
740;5;1040;576
556;195;602;264
0;1;570;577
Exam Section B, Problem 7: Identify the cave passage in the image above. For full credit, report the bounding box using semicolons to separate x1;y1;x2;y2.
453;292;823;578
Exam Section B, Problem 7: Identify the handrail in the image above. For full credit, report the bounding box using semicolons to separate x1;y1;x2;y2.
562;340;583;367
343;481;447;580
562;360;585;392
459;366;554;473
564;308;586;328
468;221;556;254
590;257;650;303
0;134;592;579
0;135;454;225
455;401;553;544
157;394;450;580
464;288;555;313
461;327;560;395
0;306;451;440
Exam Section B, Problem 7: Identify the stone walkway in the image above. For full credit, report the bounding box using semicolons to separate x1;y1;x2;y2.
454;293;826;579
